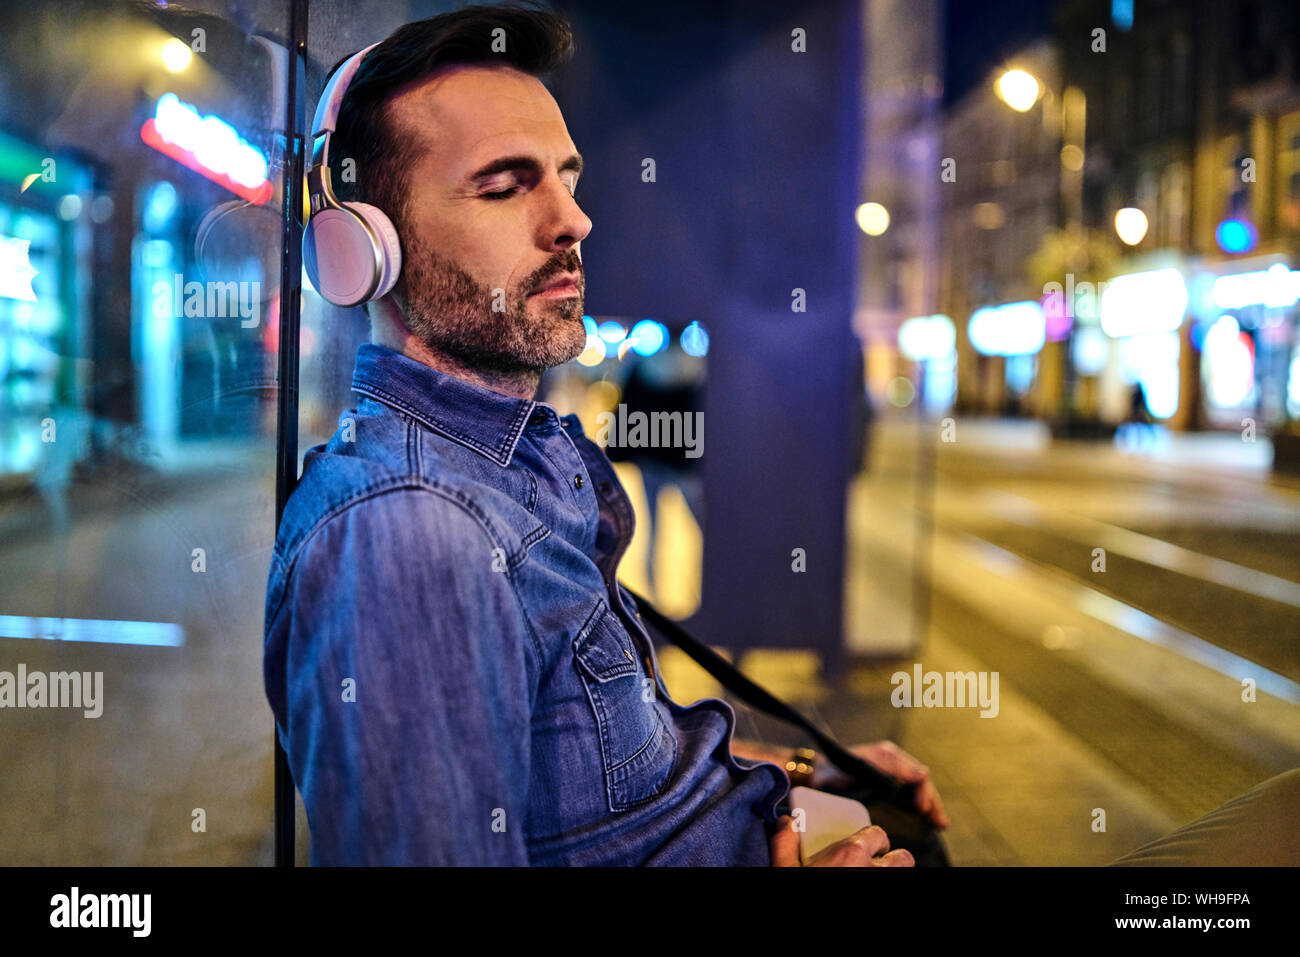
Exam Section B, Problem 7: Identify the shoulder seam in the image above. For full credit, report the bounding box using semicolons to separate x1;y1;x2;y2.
269;478;546;666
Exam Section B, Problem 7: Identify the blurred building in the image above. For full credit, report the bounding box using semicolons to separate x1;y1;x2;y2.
0;3;284;493
939;38;1072;419
856;0;948;413
1057;0;1300;433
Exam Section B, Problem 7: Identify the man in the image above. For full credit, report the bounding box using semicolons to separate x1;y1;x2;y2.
263;2;944;866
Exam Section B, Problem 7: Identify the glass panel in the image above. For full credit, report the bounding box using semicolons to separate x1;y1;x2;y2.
0;0;290;864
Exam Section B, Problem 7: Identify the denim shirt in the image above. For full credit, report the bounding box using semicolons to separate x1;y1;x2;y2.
263;342;789;865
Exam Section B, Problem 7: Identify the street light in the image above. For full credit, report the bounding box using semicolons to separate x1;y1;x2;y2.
161;37;193;73
856;202;890;236
996;69;1040;112
1114;207;1149;245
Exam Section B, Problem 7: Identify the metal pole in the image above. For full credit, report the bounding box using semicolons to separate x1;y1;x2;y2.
273;0;309;868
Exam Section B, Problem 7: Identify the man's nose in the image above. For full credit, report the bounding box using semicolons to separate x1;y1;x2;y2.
540;179;592;252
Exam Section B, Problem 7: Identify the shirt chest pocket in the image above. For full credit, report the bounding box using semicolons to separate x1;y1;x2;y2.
573;601;677;812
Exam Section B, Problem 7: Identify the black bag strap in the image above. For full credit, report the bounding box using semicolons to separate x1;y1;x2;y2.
623;586;920;811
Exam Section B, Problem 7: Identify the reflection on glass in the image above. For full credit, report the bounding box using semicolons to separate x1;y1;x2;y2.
538;318;707;620
0;1;289;865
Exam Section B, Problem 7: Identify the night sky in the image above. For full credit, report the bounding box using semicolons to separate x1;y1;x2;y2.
944;0;1057;105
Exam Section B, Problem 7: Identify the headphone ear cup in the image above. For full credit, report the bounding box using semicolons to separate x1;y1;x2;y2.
303;207;378;307
345;202;402;300
302;202;401;307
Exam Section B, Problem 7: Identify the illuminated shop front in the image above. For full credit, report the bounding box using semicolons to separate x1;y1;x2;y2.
966;300;1046;415
0;128;92;481
1187;258;1299;430
898;313;957;413
1097;267;1188;424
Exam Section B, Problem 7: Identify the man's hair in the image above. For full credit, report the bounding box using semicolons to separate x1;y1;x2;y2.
328;2;575;233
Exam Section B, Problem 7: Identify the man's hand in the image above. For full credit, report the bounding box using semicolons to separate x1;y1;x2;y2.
811;740;950;830
770;815;915;867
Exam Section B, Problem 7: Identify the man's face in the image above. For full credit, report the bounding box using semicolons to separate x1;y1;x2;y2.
382;64;592;378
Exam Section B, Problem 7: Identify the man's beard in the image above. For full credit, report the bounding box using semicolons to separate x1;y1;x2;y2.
393;233;587;378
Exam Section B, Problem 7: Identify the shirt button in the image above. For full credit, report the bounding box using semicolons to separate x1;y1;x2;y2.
528;411;546;427
574;474;584;489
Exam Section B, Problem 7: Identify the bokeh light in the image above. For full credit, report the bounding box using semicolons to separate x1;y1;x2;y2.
886;376;916;407
996;69;1040;111
161;37;193;73
1114;207;1149;246
856;202;890;236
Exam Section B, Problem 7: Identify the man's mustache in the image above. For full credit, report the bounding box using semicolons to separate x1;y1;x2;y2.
530;253;584;293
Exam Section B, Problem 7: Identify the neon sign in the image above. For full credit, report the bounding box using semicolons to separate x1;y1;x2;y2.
141;93;272;204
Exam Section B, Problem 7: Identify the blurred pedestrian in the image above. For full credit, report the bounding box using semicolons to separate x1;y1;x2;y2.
605;347;704;594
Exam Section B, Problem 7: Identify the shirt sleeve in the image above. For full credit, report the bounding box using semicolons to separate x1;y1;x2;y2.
273;487;537;865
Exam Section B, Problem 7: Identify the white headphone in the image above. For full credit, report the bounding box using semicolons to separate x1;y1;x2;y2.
303;43;403;307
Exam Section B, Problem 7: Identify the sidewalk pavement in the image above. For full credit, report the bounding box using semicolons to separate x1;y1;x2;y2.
654;444;1299;865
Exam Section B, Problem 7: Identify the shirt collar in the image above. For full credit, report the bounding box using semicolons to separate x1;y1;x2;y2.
350;342;560;468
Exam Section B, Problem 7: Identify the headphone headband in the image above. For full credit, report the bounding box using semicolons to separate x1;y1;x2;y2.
312;41;382;137
303;40;402;307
